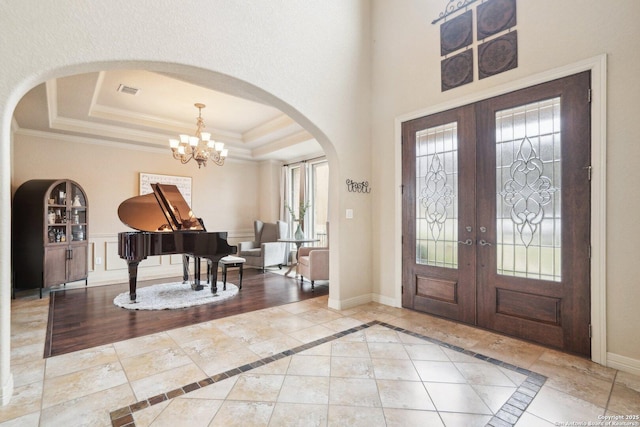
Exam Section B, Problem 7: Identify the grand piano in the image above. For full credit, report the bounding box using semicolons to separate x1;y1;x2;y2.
117;183;235;302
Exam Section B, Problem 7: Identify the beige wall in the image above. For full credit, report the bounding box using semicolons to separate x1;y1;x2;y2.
370;0;640;368
12;132;261;284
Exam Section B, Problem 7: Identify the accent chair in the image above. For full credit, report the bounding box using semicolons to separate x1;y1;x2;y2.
297;223;329;289
238;220;289;270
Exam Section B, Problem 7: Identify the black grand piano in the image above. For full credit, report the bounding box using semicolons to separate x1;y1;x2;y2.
117;183;235;302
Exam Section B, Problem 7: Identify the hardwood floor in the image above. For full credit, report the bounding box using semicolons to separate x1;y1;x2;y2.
43;268;328;358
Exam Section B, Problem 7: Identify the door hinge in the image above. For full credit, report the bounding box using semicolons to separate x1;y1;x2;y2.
588;88;592;103
584;165;592;181
401;285;404;294
588;245;592;259
589;324;593;338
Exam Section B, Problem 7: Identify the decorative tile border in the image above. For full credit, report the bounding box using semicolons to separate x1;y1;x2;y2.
110;321;546;427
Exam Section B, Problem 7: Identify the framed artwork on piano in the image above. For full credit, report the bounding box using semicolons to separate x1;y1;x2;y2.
139;173;192;206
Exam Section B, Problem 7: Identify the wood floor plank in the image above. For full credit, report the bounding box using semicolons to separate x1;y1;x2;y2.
43;269;327;357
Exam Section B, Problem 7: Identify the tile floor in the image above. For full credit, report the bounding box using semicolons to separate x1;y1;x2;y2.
2;291;640;426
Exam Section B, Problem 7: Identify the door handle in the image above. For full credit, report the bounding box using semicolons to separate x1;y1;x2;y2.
457;239;473;246
478;239;492;246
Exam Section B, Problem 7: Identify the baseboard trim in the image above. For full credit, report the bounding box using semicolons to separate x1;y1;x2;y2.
328;293;372;310
607;352;640;376
372;293;401;308
1;374;13;406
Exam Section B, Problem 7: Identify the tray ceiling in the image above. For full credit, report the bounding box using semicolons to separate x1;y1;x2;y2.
12;70;322;162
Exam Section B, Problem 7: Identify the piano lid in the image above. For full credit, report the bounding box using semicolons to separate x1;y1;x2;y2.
117;184;205;232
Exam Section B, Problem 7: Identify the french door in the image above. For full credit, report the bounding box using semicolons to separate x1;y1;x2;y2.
402;72;591;356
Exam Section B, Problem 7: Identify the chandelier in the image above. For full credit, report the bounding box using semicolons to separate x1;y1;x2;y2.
169;103;228;168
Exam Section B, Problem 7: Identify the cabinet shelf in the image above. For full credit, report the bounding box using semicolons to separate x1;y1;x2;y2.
12;179;89;298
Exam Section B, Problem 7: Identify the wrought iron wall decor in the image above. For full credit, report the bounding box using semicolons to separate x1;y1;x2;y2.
346;179;371;194
441;49;474;91
435;0;518;91
440;10;473;55
478;30;518;79
477;0;517;39
432;0;479;25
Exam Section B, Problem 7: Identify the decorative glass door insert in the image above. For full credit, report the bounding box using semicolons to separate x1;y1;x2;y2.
416;122;459;269
496;98;562;281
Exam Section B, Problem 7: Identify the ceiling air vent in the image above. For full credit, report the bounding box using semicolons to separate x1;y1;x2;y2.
117;84;140;96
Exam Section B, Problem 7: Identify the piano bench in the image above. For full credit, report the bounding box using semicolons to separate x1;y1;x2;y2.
219;256;246;290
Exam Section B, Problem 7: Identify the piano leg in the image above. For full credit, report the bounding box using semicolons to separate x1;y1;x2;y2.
127;261;140;302
192;257;204;291
182;255;190;283
211;261;219;294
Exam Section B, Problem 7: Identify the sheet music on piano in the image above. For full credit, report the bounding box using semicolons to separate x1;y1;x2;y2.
139;173;192;205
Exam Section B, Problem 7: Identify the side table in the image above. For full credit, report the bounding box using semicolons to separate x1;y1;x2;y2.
278;238;319;277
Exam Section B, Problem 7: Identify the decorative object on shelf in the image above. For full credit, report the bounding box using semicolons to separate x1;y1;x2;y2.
346;179;371;193
286;201;311;239
72;195;82;207
169;103;228;168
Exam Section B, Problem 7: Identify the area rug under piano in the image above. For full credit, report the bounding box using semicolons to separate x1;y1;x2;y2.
113;281;239;310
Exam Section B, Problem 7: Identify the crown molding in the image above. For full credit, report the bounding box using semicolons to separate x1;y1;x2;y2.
251;129;314;158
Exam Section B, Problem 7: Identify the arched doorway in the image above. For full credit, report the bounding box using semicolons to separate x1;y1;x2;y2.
2;64;342;403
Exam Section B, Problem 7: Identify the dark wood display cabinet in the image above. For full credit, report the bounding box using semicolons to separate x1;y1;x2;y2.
12;179;89;298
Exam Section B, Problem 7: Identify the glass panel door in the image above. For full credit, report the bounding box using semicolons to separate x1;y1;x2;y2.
403;71;591;356
402;105;477;324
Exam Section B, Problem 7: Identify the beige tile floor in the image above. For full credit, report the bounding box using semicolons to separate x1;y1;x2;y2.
2;291;640;426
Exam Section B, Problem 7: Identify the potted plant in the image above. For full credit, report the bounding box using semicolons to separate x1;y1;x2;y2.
286;200;311;240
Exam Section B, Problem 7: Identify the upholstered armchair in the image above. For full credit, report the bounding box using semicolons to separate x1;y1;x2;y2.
238;220;289;270
297;223;329;289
